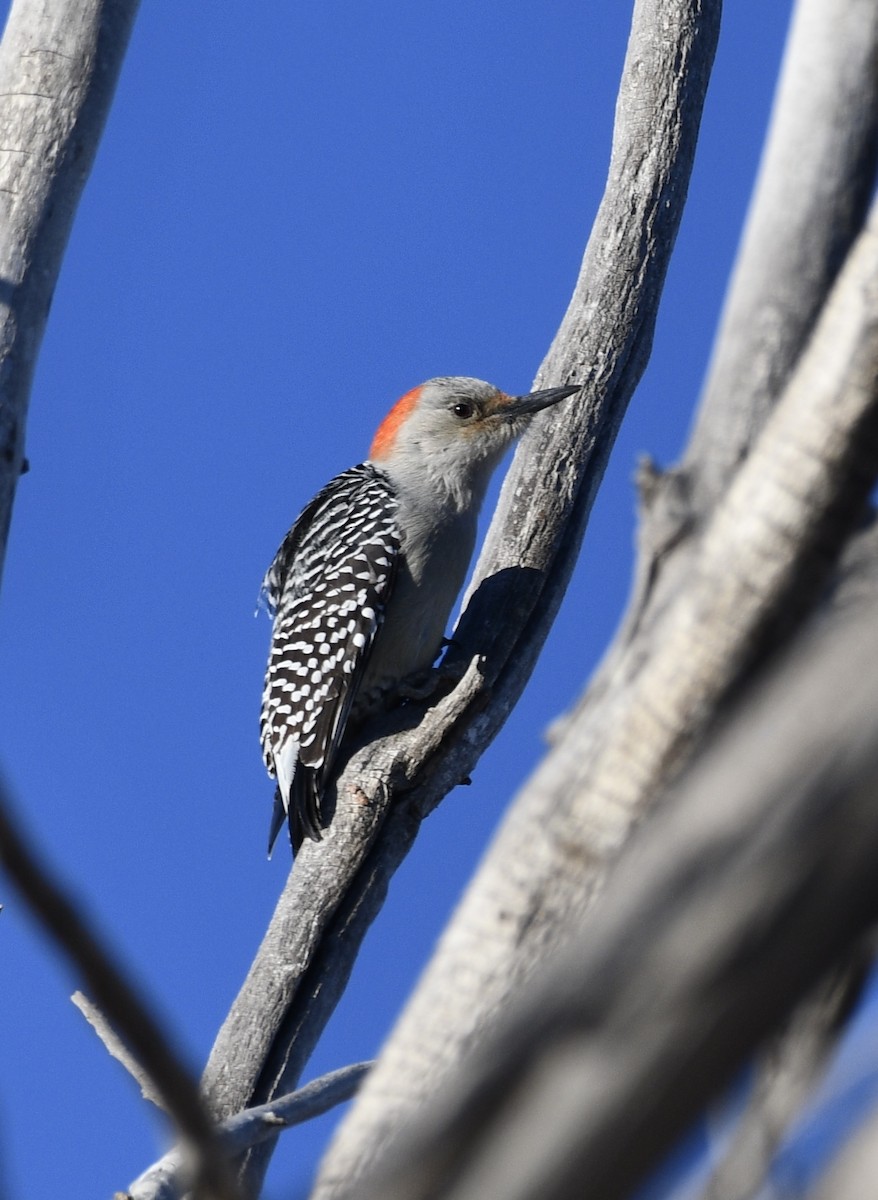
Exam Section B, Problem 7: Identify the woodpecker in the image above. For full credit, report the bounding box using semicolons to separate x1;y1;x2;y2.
259;376;578;854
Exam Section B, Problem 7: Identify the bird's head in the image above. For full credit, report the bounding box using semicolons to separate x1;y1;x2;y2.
369;377;579;502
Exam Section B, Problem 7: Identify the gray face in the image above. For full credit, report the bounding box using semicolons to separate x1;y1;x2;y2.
412;377;517;464
369;375;577;509
364;377;514;511
410;376;576;466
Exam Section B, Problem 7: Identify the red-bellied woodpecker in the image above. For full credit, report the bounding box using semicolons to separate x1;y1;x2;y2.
259;376;579;854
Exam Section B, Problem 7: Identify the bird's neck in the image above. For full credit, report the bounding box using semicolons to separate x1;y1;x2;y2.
376;451;499;519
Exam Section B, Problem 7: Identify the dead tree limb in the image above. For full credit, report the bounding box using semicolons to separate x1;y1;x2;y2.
358;585;878;1200
0;0;139;587
127;1064;371;1200
197;3;721;1196
313;4;878;1193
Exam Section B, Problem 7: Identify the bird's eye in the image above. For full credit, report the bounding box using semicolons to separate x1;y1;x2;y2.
452;401;475;420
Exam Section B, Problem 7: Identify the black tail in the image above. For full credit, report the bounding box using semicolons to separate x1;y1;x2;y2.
267;771;324;858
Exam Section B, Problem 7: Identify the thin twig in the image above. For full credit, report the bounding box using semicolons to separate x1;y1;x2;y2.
129;1063;372;1200
72;990;166;1109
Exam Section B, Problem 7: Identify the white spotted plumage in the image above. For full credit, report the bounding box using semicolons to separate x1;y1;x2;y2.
260;463;400;852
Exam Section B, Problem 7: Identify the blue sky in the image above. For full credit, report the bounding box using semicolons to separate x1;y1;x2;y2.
0;2;828;1197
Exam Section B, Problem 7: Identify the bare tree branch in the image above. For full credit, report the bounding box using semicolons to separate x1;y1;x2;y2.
0;780;237;1200
686;1;878;1165
197;5;721;1196
128;1064;371;1200
358;592;878;1200
636;3;878;1185
0;0;140;588
311;6;878;1191
683;0;878;511
700;959;869;1200
73;989;167;1110
700;517;878;1192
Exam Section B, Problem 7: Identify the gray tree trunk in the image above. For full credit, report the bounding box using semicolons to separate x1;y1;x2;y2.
0;0;139;585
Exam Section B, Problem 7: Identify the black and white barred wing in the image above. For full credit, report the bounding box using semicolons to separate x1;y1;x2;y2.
259;464;400;852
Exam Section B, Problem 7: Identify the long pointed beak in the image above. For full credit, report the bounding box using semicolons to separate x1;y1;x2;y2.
503;383;580;419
